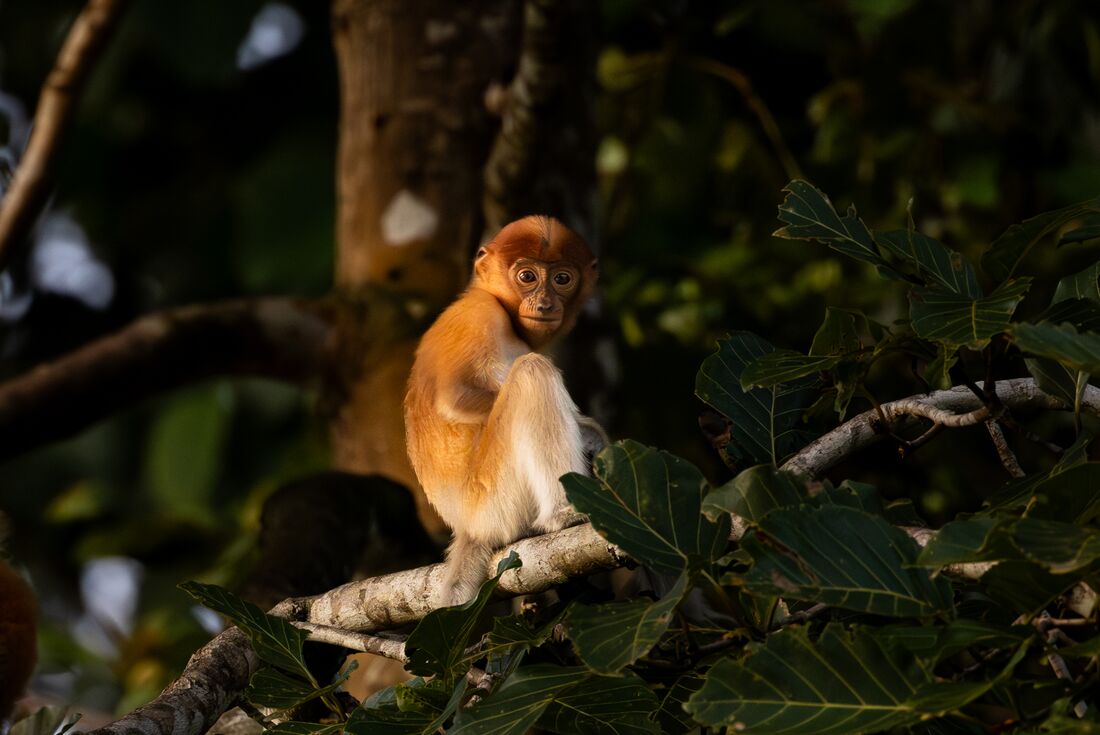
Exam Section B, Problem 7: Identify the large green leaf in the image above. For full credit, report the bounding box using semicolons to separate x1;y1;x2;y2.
909;278;1031;349
1039;297;1100;332
983;432;1093;513
1053;261;1100;303
450;669;659;735
1025;356;1088;408
738;506;953;617
654;675;705;735
265;723;344;735
981;195;1100;282
809;307;865;356
1009;518;1100;573
702;465;805;523
979;561;1087;617
875;620;1032;668
696;332;816;466
877;228;981;297
1012;321;1100;374
562;441;729;576
773;180;904;279
915;518;1012;567
686;625;930;733
404;553;521;683
179;581;312;681
538;672;660;735
1030;462;1100;524
740;350;843;389
568;572;688;674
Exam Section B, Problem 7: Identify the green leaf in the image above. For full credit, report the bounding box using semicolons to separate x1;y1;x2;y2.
686;625;929;733
1012;321;1100;374
449;665;587;735
654;675;705;735
702;465;805;523
569;572;689;674
404;552;521;682
877;228;981;297
773;180;904;279
538;672;660;735
245;663;354;711
738;506;953;617
479;609;563;662
741;350;843;389
909;278;1031;349
981;195;1100;282
915;518;1011;567
810;308;865;355
344;707;436;735
347;679;466;735
562;441;729;576
1056;637;1100;658
984;432;1093;513
1009;518;1100;573
876;620;1032;667
1039;297;1100;332
179;581;312;680
265;723;345;735
10;708;81;735
1025;357;1088;408
1031;462;1100;524
696;332;816;466
979;561;1087;617
1054;261;1100;303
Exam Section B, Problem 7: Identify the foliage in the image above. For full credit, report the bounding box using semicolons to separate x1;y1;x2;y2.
180;183;1100;734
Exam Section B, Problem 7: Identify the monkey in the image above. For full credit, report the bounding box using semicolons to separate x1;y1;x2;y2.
404;215;606;605
0;558;36;725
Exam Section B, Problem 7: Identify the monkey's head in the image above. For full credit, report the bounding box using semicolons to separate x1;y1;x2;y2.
473;216;598;348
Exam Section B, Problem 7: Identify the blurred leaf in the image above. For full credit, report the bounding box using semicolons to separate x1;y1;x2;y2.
696;332;816;466
686;625;930;732
703;465;805;523
569;572;688;674
449;665;586;735
774;180;905;280
404;553;521;683
877;229;981;297
562;441;729;576
1057;637;1100;658
1013;321;1100;374
144;384;232;522
11;708;81;735
1054;261;1100;302
738;506;953;617
344;707;436;735
910;278;1030;349
982;195;1100;282
179;581;312;681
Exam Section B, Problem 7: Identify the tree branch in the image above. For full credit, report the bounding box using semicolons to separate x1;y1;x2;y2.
780;378;1100;478
0;298;333;459
84;525;627;735
0;0;129;269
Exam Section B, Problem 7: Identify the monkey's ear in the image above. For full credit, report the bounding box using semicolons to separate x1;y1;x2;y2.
474;245;492;279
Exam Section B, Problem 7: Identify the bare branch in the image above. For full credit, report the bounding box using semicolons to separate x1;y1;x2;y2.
985;419;1025;478
781;379;1100;478
293;622;407;662
0;298;333;459
0;0;129;268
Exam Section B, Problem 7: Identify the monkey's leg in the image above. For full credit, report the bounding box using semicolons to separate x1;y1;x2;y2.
472;353;589;535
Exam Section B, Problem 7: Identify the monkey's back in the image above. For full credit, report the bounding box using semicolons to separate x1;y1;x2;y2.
404;289;528;529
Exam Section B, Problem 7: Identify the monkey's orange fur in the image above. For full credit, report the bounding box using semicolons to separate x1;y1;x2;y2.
404;216;601;604
0;559;36;723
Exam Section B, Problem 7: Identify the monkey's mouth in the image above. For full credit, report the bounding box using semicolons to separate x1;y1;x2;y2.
522;315;561;323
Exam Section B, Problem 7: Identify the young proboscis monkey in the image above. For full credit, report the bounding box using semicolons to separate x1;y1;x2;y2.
405;215;607;605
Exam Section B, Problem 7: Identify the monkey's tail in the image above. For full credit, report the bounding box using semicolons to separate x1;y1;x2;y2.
441;535;495;607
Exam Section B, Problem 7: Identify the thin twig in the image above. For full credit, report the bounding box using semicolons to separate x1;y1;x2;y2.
0;0;130;269
985;420;1025;478
769;603;828;631
684;56;803;181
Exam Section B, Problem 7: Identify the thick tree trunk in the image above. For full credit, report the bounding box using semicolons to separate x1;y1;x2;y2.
328;0;521;532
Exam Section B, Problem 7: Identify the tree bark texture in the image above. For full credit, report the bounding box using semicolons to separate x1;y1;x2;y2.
328;0;521;532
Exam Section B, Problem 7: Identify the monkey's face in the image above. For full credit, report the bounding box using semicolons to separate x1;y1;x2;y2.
509;257;582;340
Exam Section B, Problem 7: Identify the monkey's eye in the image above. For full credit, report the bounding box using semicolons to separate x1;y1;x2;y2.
553;272;573;286
517;269;537;284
